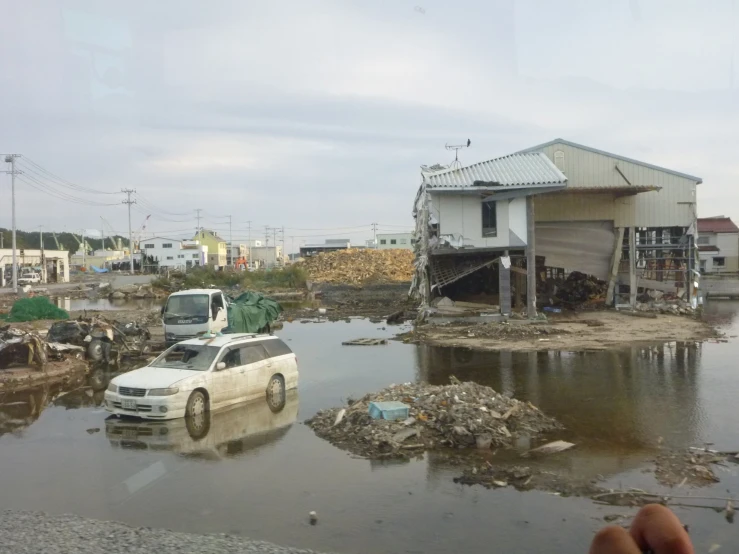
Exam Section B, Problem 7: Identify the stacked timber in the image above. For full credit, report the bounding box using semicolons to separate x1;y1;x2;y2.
299;249;414;284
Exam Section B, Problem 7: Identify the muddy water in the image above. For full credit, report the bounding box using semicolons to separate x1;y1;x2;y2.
0;307;738;553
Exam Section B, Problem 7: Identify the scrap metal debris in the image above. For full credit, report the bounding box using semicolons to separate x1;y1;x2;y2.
305;377;561;459
342;338;388;346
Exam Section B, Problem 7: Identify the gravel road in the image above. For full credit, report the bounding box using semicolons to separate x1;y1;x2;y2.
0;511;328;554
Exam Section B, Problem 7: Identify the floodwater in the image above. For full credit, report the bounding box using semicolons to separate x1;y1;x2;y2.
0;307;739;553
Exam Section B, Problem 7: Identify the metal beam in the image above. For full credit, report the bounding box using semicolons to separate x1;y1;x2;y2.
629;227;637;307
606;227;625;305
526;196;537;318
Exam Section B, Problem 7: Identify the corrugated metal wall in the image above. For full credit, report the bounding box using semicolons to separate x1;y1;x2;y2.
535;143;697;227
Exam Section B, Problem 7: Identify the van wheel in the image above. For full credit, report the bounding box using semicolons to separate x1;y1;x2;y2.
186;391;207;418
266;375;286;413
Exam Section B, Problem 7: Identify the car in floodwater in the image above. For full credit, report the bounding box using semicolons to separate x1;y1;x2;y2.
103;333;298;420
105;390;299;459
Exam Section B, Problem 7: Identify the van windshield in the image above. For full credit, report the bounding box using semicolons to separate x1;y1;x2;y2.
151;343;220;371
164;294;209;318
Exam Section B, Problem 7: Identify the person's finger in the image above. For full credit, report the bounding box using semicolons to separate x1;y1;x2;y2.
589;525;642;554
629;504;694;554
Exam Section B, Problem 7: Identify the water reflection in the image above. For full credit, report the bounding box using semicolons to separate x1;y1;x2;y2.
54;297;163;312
417;342;703;450
105;391;299;460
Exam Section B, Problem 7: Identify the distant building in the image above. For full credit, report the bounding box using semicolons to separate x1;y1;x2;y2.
377;233;414;250
194;229;227;267
698;217;739;274
141;237;208;271
228;244;247;266
299;239;351;257
249;245;284;268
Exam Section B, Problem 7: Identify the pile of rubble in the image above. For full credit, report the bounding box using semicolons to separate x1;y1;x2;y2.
299;249;414;285
540;271;607;308
635;292;695;315
305;377;561;459
109;283;160;300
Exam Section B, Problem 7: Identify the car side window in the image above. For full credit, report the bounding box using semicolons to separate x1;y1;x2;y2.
240;344;268;365
261;339;293;358
220;348;241;369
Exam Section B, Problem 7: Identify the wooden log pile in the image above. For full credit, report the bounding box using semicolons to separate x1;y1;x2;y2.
299;249;414;284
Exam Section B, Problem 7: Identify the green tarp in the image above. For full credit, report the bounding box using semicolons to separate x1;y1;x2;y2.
3;297;70;322
226;292;282;334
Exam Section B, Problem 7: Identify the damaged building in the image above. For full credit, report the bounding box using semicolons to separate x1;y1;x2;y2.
411;152;568;316
412;139;702;315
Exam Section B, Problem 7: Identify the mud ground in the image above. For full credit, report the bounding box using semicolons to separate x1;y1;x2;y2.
400;311;718;352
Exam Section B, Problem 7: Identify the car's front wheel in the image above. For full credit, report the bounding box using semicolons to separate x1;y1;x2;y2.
186;390;207;418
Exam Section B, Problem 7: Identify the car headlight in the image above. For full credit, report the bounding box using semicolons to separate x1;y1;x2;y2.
148;387;179;396
107;383;118;393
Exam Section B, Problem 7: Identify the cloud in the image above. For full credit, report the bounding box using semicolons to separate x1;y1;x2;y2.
0;0;737;243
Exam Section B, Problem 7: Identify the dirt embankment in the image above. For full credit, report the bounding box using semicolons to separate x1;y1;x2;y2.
401;311;718;352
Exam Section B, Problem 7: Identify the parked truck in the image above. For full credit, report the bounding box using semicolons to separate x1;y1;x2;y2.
161;289;229;346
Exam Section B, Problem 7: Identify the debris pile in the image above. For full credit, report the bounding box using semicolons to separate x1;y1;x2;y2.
305;377;561;459
655;449;723;487
109;283;158;300
540;271;607;308
299;249;414;285
635;298;695;316
2;297;69;322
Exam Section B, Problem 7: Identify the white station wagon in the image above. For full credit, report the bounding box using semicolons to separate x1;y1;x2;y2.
104;334;298;420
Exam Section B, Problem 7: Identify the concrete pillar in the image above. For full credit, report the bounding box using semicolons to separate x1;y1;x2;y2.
526;196;537;318
629;227;637;307
499;250;511;315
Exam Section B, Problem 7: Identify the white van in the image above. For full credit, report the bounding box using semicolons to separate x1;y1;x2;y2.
162;289;228;346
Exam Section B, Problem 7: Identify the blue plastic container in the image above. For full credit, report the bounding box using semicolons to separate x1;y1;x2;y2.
368;401;410;421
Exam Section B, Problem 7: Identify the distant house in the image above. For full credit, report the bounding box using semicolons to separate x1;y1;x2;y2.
377;233;414;250
299;239;351;258
698;217;739;274
141;237;208;270
194;230;227;267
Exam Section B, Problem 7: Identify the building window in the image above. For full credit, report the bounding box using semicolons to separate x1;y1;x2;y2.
400;239;407;244
144;243;154;249
166;256;174;260
177;254;184;258
163;243;173;248
193;254;199;259
554;150;565;170
714;257;726;267
391;239;397;245
380;239;386;245
482;200;497;237
697;236;710;245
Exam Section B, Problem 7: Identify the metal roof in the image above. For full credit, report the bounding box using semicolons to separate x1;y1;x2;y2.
698;217;739;234
422;152;567;189
517;138;703;184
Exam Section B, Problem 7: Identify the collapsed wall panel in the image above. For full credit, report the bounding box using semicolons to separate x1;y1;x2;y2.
535;221;615;280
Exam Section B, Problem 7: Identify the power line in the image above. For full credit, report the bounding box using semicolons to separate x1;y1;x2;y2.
19;157;119;195
16;174;121;206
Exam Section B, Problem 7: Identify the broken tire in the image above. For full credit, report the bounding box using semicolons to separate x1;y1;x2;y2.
87;339;104;362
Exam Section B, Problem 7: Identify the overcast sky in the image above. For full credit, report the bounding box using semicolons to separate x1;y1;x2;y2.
1;0;737;250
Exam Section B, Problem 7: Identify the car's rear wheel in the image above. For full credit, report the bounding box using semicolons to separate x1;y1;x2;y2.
266;375;286;413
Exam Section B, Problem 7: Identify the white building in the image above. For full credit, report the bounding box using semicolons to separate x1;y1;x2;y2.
377;233;414;250
140;237;208;271
0;248;70;286
698;217;739;274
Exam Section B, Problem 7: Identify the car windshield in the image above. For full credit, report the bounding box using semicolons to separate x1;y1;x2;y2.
150;344;220;371
164;294;209;318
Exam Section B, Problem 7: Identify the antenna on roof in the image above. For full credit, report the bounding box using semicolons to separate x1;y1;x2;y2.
445;139;471;169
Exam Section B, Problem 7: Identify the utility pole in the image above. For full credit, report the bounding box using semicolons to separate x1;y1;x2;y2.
39;226;46;283
100;216;105;252
372;222;378;248
265;226;270;247
3;154;21;293
281;226;285;265
228;215;232;267
246;221;252;270
122;189;136;274
272;227;278;267
81;228;86;270
195;209;202;236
